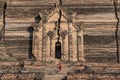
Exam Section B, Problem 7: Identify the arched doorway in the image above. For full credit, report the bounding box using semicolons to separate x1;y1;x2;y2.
55;41;61;59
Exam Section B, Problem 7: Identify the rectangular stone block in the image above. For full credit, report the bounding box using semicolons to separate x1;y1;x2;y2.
6;0;55;7
6;7;42;18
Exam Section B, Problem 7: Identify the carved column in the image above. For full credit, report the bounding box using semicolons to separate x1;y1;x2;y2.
33;23;42;60
75;25;80;61
52;39;56;61
47;31;55;61
32;29;38;59
68;22;73;61
80;29;85;61
38;24;43;61
72;29;77;61
76;23;85;62
61;30;67;61
42;20;47;62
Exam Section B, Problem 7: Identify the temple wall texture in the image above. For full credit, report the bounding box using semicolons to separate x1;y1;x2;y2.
0;1;3;29
0;0;120;62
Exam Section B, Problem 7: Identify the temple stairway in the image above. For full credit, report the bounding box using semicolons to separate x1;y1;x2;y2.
0;61;120;80
67;62;120;80
1;0;119;63
44;62;71;80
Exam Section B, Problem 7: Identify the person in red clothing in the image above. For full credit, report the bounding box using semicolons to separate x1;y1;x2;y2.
58;63;62;71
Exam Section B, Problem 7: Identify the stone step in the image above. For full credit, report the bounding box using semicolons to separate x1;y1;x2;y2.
67;74;120;80
44;74;66;80
0;73;35;80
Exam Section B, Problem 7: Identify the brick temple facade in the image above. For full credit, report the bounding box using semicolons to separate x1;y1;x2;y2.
32;5;85;62
0;0;120;80
0;0;120;63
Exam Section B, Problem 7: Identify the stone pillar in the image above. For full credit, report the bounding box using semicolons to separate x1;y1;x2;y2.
68;22;73;61
38;26;42;61
72;30;77;61
52;39;56;61
77;26;85;62
75;26;80;61
46;36;50;61
61;30;67;61
63;35;68;61
62;39;65;57
80;30;85;61
51;39;55;61
32;23;42;60
42;22;47;62
32;30;38;59
47;31;55;61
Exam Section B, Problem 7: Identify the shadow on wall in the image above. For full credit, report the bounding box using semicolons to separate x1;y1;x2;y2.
27;26;35;60
27;15;41;60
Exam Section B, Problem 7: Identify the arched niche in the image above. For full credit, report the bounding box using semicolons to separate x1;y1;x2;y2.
44;8;70;62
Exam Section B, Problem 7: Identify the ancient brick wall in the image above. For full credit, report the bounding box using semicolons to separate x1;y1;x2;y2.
0;0;119;62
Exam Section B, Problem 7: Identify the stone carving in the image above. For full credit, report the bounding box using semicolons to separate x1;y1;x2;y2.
60;30;67;40
60;30;67;60
47;31;55;57
32;1;85;62
47;31;55;40
33;23;40;32
74;22;84;32
72;22;85;61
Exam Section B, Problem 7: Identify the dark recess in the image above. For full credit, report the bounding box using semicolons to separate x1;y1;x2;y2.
27;26;35;60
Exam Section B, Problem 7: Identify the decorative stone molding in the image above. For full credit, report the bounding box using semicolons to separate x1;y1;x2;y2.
33;19;43;32
40;4;76;24
60;30;67;40
74;22;84;32
47;31;55;59
47;31;55;40
42;19;48;24
32;1;85;62
33;23;40;32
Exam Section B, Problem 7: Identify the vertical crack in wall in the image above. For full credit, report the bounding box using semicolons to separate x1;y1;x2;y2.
3;1;6;40
1;1;9;57
114;0;120;63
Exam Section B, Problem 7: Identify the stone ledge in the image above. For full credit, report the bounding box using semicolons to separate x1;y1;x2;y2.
67;73;120;80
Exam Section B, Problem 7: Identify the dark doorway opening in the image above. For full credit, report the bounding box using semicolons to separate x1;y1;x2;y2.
55;41;61;59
